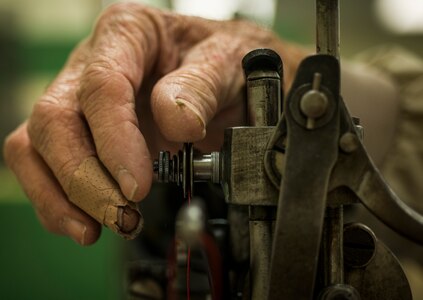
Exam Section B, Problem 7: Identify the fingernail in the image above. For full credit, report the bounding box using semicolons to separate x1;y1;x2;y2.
118;168;138;200
195;114;206;137
175;98;206;138
62;217;87;245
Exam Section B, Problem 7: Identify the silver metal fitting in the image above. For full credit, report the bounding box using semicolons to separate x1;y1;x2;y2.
193;152;220;184
153;144;221;195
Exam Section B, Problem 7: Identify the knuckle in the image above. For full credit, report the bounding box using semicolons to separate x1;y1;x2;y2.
102;2;139;20
28;98;86;187
80;58;121;85
3;126;28;169
78;63;133;112
93;2;159;65
28;100;58;149
30;99;57;127
96;2;150;36
29;96;79;147
4;130;22;158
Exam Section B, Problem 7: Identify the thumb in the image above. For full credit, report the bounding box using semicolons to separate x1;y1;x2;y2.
151;33;247;142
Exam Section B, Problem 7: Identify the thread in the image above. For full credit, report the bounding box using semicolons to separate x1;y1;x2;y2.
186;190;191;300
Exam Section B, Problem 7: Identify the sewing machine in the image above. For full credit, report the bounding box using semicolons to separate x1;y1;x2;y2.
138;0;423;298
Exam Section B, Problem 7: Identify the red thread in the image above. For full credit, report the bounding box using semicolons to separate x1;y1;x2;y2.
186;191;191;300
187;246;191;300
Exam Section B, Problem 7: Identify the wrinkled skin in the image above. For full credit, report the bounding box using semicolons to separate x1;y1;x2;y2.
3;3;304;245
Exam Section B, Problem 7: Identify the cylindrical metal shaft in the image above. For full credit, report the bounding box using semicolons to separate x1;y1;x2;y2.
242;48;283;127
323;206;344;286
192;152;220;183
316;0;340;59
316;0;345;292
242;49;283;299
246;70;281;126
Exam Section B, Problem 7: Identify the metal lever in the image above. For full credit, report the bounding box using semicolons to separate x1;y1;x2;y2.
329;101;423;244
266;55;341;300
266;54;423;299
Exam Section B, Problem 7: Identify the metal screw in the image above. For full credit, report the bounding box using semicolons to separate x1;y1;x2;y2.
300;73;328;129
339;132;359;153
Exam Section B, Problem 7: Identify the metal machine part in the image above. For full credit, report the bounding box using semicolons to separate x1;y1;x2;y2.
343;223;376;268
240;48;281;300
152;53;423;299
151;0;423;299
264;52;422;300
153;143;220;198
242;48;282;126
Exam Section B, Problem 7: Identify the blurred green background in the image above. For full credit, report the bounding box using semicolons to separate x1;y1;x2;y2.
0;0;421;299
0;185;122;300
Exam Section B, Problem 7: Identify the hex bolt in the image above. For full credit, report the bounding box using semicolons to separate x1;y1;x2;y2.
300;73;328;129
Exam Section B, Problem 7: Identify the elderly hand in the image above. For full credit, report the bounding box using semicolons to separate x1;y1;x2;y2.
3;3;304;245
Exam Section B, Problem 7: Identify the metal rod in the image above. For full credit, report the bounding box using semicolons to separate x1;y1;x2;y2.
249;206;275;299
246;70;281;126
323;206;344;285
316;0;344;291
242;49;282;299
316;0;340;58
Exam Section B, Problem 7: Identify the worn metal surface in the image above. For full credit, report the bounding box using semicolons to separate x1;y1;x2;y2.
242;48;282;127
318;284;360;300
249;212;275;299
154;144;221;196
316;0;340;58
267;55;341;300
322;207;344;286
245;70;281;127
222;127;278;206
345;239;412;300
192;152;220;183
242;49;282;300
151;11;423;295
328;101;423;244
